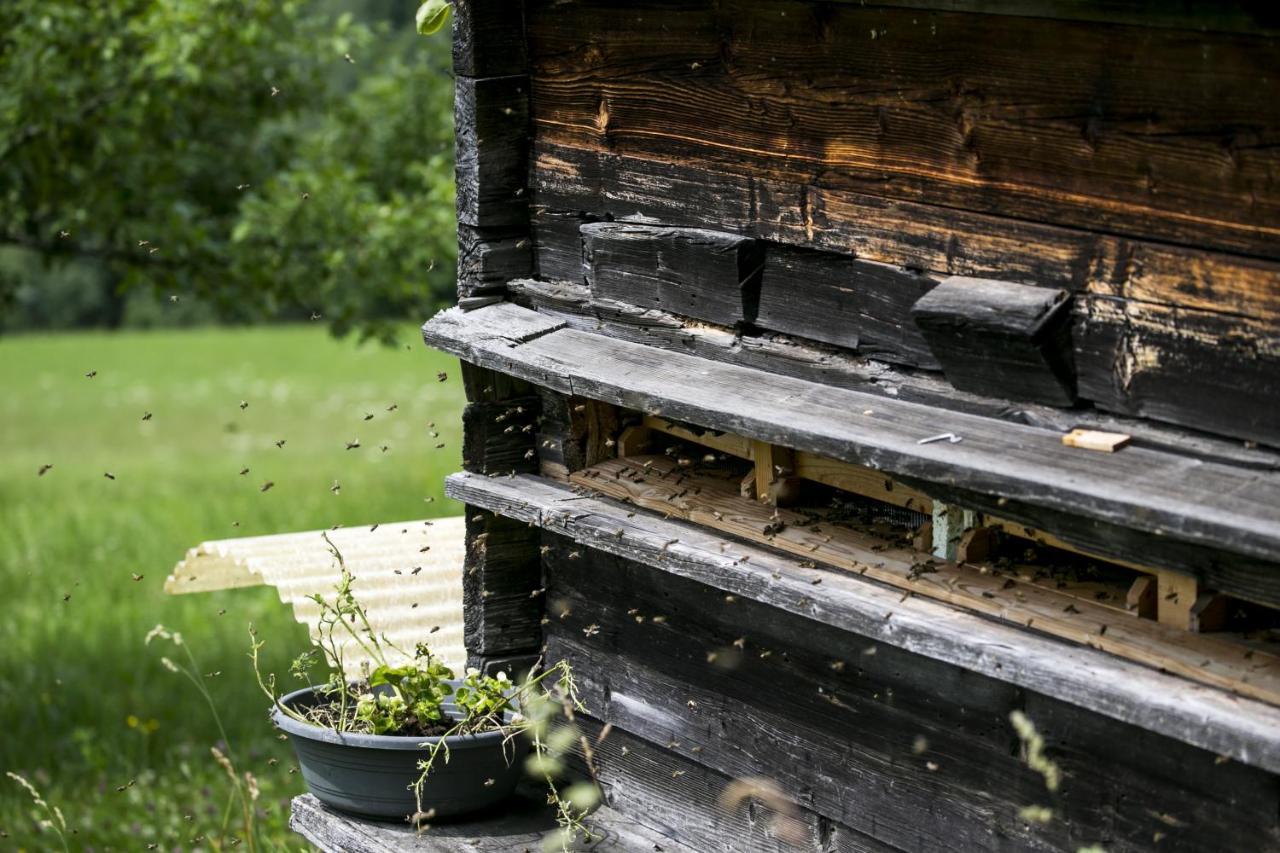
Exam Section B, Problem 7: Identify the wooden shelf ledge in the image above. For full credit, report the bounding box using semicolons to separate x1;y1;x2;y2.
445;470;1280;774
289;791;692;852
423;304;1280;576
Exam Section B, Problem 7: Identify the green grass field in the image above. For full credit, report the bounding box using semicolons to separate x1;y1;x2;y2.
0;324;465;850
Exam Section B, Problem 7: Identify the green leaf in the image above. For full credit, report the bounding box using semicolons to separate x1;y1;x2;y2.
415;0;451;36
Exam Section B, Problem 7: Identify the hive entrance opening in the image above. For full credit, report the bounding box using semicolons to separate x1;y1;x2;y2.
550;403;1280;706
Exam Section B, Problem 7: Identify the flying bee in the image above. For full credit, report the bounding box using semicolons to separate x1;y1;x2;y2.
239;467;249;476
275;439;286;448
141;412;152;421
346;439;361;450
86;370;97;378
386;404;398;412
436;371;448;382
380;443;390;452
364;413;375;421
131;573;144;582
38;464;53;476
103;472;116;480
59;230;70;238
330;481;341;494
239;401;249;410
260;481;275;493
343;52;355;63
270;86;280;97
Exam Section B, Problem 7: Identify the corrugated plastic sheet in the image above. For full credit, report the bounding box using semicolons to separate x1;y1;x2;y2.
164;517;466;675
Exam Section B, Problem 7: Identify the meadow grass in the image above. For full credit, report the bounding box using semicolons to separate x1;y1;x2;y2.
0;323;466;849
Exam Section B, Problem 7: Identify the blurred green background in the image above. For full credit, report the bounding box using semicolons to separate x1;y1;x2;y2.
0;1;464;848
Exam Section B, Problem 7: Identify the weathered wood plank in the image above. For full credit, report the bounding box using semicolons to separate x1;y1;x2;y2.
570;717;905;853
569;455;1280;707
423;305;1280;568
530;144;1280;443
457;224;531;298
582;223;764;327
452;0;527;78
506;277;1280;470
542;545;1280;850
1075;295;1280;444
443;471;1280;772
532;210;596;283
456;75;529;229
463;507;542;664
756;244;940;368
462;399;540;475
289;789;695;852
528;0;1280;259
912;277;1077;406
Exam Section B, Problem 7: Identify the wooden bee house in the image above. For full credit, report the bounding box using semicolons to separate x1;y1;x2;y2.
297;2;1280;850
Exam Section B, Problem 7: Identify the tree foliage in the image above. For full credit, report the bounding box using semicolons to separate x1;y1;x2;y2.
0;0;456;340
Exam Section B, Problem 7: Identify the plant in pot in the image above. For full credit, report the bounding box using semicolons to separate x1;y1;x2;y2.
252;534;600;847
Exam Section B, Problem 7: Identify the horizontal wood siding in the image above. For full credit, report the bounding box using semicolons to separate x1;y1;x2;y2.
524;1;1280;444
542;537;1280;853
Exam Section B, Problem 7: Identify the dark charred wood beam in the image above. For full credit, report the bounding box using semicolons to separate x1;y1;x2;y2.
456;75;529;230
757;243;939;368
529;142;1280;445
452;0;527;78
912;276;1077;406
582;222;765;327
506;277;1280;471
462;507;542;666
424;304;1280;571
457;224;531;298
443;470;1280;774
528;1;1280;259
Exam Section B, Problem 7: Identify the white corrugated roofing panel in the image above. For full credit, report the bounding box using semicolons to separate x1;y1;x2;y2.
164;517;466;675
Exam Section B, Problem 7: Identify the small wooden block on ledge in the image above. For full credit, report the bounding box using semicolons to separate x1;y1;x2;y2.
912;276;1077;406
1062;428;1131;452
582;222;764;327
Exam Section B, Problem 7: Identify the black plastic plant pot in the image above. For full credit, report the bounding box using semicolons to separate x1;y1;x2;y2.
272;683;525;821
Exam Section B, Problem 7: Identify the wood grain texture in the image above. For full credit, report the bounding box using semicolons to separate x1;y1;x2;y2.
542;543;1280;853
452;0;526;78
443;471;1280;773
1075;295;1280;444
456;75;529;229
912;277;1077;405
570;717;903;853
462;507;542;661
582;222;764;326
457;225;531;298
462;399;540;475
529;143;1280;443
423;305;1280;567
506;277;1280;470
289;789;695;852
756;243;939;368
527;0;1280;258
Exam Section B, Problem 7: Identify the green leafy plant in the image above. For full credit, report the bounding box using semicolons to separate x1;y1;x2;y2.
250;535;602;850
